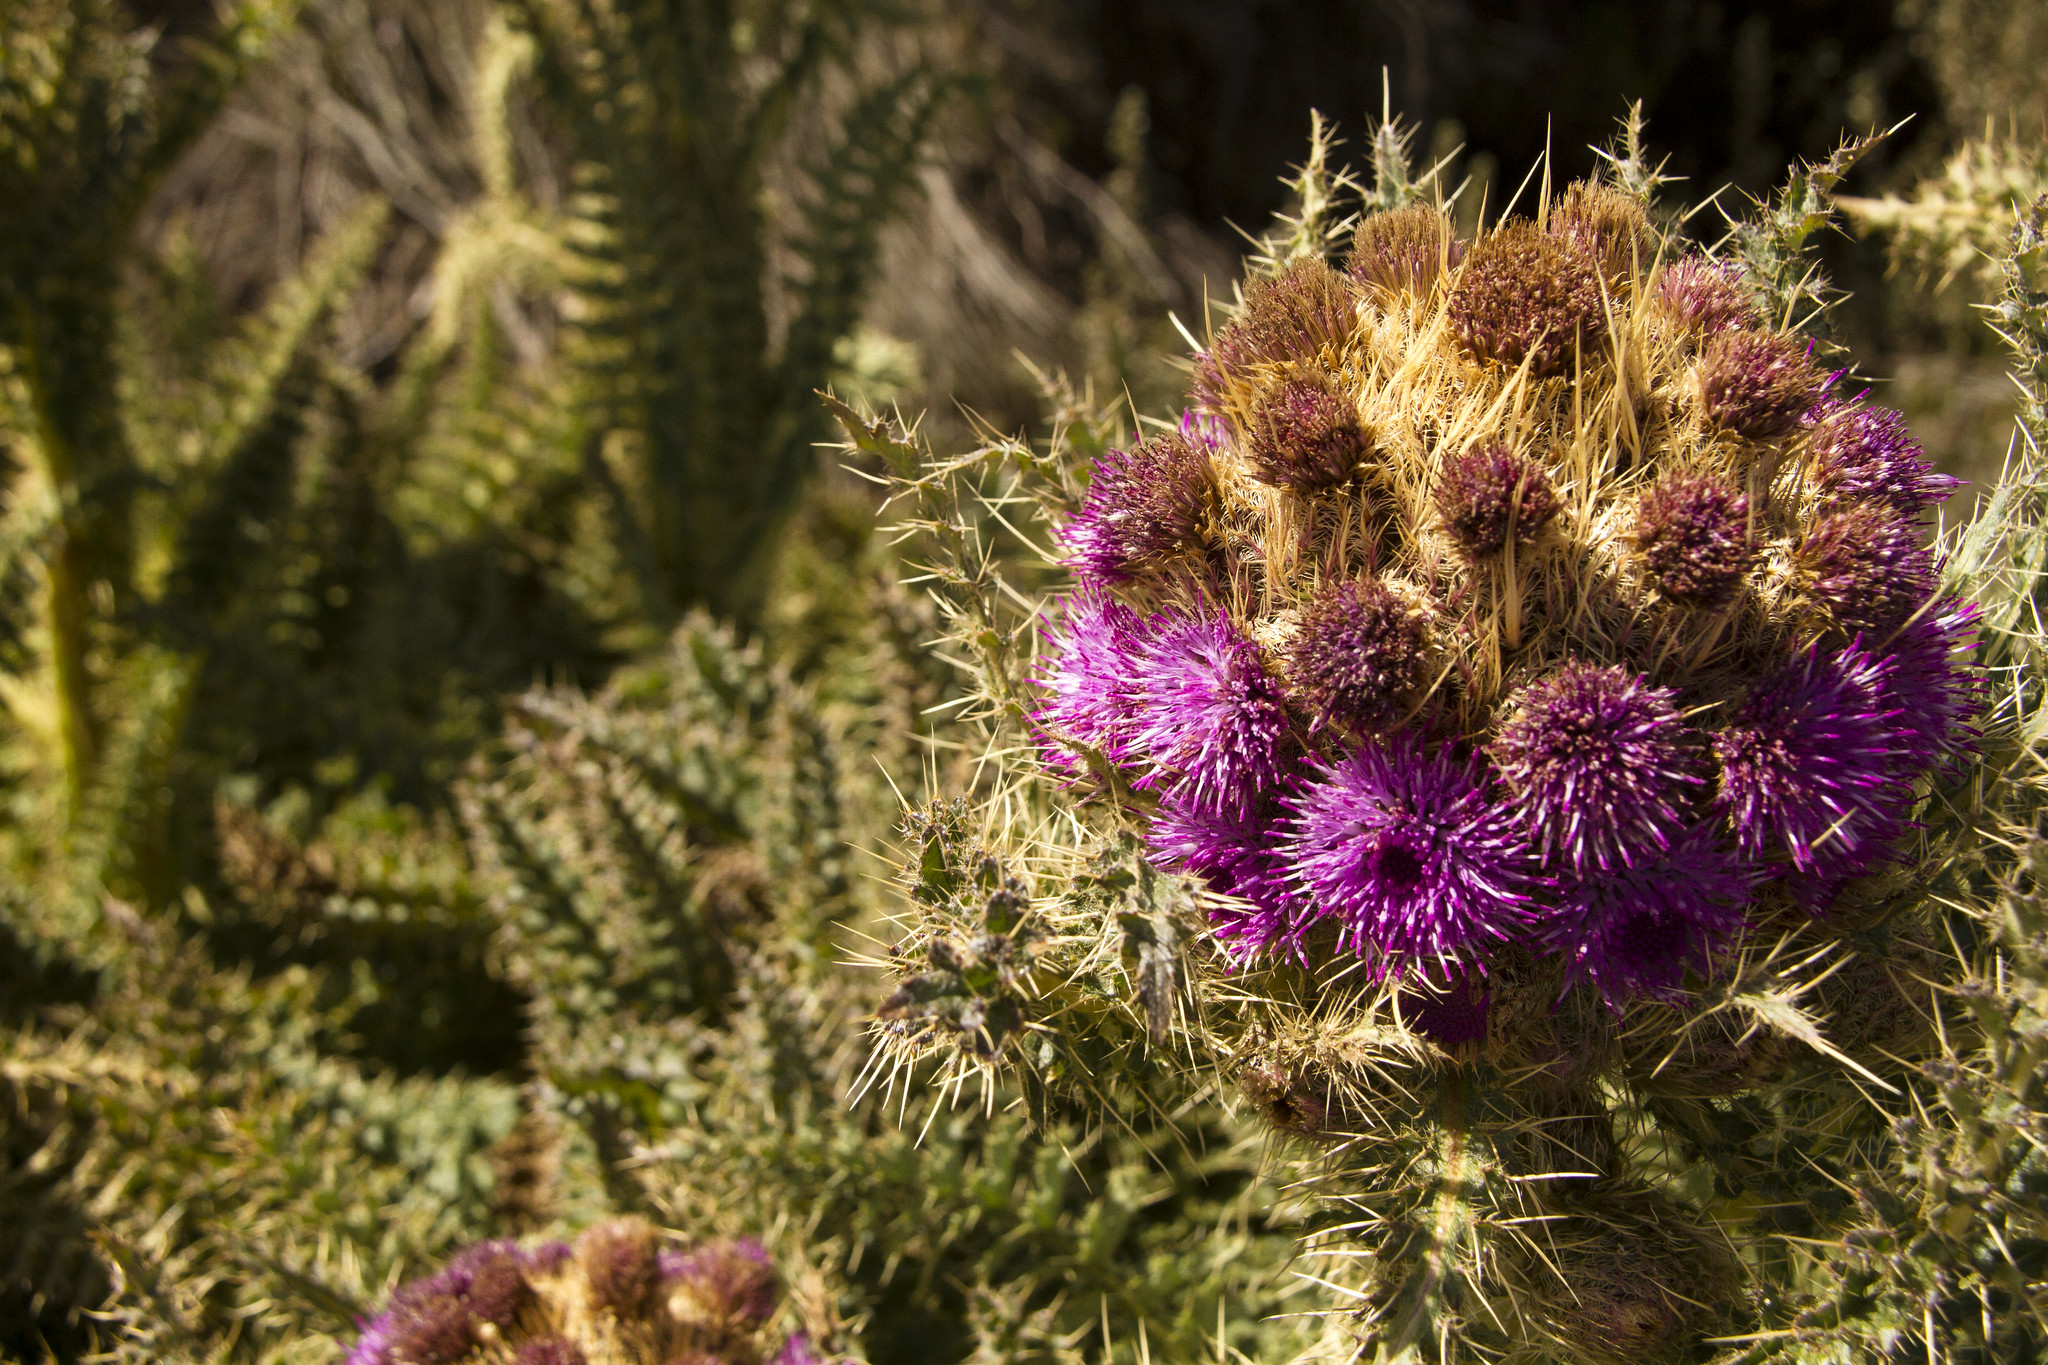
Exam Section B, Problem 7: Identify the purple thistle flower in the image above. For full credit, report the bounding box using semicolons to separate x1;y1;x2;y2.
579;1217;660;1315
1148;792;1303;960
1797;501;1939;634
344;1314;394;1365
1539;825;1751;1005
1245;373;1374;490
1034;591;1145;774
1491;664;1704;876
1058;431;1215;583
1808;402;1962;514
383;1294;475;1365
1653;256;1760;339
1433;443;1560;558
1280;735;1534;968
1126;608;1291;818
1634;472;1754;607
1711;642;1909;885
1285;577;1429;731
1178;406;1228;454
1877;598;1980;770
1696;331;1827;440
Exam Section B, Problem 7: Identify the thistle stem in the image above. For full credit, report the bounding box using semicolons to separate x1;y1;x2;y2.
17;311;97;825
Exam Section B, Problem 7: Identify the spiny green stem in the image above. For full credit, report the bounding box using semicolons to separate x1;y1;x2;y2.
15;302;97;825
1382;1070;1474;1362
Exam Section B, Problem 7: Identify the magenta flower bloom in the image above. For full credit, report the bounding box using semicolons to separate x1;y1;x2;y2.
1711;643;1909;884
1877;598;1980;767
1539;825;1751;1004
1491;664;1704;876
1148;792;1303;960
1808;402;1962;514
1058;430;1215;583
1126;607;1291;818
1034;591;1146;775
1280;736;1534;968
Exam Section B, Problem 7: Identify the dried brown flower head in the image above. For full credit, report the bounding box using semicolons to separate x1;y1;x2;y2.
1448;221;1608;378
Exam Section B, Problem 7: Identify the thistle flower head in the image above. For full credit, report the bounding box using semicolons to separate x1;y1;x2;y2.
1540;825;1751;1004
580;1218;660;1316
1695;330;1826;440
1491;664;1702;876
1797;501;1939;634
1245;372;1374;489
1148;792;1301;959
1034;591;1144;772
1347;202;1461;297
1058;431;1216;582
664;1239;780;1330
386;1295;477;1365
1633;472;1753;607
1653;255;1760;339
1127;608;1291;818
1280;736;1534;968
1711;643;1908;882
1194;257;1357;407
1879;599;1980;764
1448;220;1608;378
345;1227;808;1365
1548;180;1658;282
1285;577;1429;731
450;1244;536;1330
1808;402;1962;513
1433;443;1560;558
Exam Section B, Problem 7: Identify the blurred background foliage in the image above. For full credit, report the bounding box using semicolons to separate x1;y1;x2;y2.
2;0;2048;1360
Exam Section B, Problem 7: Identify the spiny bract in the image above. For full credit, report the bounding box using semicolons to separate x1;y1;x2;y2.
1034;184;1976;1009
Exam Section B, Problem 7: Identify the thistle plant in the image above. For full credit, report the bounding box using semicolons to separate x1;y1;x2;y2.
341;1221;821;1365
862;114;2016;1363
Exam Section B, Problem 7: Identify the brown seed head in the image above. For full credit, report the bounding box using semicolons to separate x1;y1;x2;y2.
1448;221;1608;378
1633;473;1754;607
1548;180;1658;283
578;1217;661;1318
386;1295;476;1365
1695;330;1825;440
1796;501;1937;634
1245;373;1373;489
1346;203;1462;298
1285;578;1429;730
1433;443;1560;558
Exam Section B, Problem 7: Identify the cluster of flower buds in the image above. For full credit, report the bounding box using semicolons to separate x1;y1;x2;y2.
344;1220;818;1365
1036;184;1975;1013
